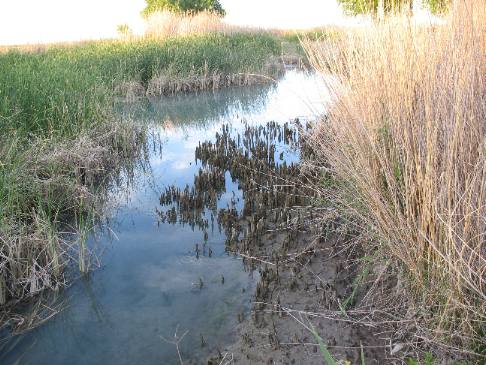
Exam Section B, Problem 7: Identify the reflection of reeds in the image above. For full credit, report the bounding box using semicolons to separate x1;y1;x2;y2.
305;1;485;355
146;66;282;97
117;79;275;128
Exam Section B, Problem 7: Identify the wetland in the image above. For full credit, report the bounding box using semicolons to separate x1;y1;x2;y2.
1;70;348;365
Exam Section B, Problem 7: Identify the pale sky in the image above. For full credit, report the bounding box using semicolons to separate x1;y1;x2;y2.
0;0;355;46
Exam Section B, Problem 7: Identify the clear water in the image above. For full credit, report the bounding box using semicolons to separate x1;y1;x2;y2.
1;70;329;365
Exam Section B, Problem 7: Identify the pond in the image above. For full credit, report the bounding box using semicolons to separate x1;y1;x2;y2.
1;70;329;365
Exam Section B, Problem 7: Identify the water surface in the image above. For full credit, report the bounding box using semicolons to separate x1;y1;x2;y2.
1;70;328;365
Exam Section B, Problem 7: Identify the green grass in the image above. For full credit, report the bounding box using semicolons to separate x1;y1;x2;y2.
0;33;280;138
308;321;338;365
279;28;339;43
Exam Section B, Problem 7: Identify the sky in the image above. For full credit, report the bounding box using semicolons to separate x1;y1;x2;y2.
0;0;355;46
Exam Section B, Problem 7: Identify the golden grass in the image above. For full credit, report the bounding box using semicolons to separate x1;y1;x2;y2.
305;1;485;354
144;10;234;38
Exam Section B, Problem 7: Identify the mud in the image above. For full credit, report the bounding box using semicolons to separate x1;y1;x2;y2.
156;121;393;364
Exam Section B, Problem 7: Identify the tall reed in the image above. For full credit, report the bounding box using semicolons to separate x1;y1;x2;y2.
305;1;485;355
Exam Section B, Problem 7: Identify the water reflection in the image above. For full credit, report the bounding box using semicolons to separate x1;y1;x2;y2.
1;70;328;365
118;81;275;127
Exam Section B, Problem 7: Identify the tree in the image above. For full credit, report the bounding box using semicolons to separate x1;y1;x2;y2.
338;0;450;15
142;0;226;17
338;0;411;16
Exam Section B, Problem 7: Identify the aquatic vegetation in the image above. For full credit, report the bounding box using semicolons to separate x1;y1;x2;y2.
156;121;314;245
305;2;486;358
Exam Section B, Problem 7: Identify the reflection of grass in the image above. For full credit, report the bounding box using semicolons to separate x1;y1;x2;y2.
117;78;276;127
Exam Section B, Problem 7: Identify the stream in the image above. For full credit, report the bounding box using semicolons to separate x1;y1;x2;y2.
1;70;329;365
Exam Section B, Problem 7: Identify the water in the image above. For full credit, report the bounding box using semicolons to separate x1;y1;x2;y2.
1;70;328;365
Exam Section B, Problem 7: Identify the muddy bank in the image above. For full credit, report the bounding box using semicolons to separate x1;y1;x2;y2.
212;231;388;364
156;121;396;364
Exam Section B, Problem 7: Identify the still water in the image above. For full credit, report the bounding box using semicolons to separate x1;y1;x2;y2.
1;70;328;365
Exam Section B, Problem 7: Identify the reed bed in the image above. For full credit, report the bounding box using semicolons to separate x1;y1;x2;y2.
0;33;280;136
305;1;485;358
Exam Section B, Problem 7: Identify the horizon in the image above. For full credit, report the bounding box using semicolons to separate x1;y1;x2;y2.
0;0;358;46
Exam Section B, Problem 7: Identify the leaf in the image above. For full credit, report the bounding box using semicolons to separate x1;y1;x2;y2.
360;342;366;365
308;321;338;365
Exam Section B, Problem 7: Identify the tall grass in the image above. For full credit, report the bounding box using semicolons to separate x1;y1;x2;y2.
145;10;233;38
305;1;485;356
0;33;280;137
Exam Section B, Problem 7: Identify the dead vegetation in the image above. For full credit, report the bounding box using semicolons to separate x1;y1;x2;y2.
304;1;485;359
144;11;235;38
0;120;149;328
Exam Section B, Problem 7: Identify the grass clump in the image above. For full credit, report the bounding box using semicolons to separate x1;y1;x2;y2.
305;1;485;359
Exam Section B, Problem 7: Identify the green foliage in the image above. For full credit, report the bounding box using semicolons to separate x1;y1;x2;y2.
117;23;132;37
337;0;451;15
280;29;340;43
338;0;412;15
427;0;450;14
406;353;435;365
0;33;278;139
142;0;225;17
339;259;371;312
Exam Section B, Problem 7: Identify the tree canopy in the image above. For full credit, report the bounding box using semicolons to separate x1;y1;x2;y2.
142;0;226;17
426;0;449;14
338;0;450;15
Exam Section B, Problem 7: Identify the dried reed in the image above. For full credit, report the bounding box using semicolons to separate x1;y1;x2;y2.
305;1;485;356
